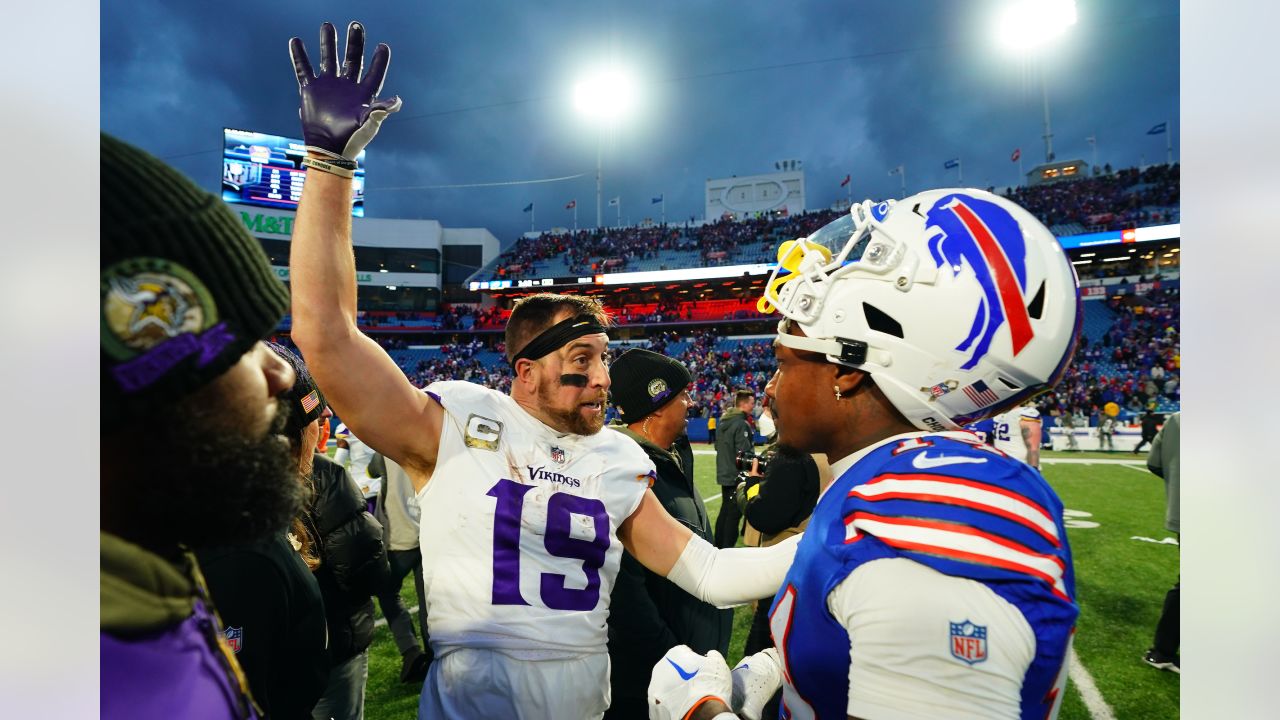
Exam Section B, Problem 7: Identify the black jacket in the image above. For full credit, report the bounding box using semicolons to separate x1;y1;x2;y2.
741;446;820;544
197;535;329;720
714;408;755;487
309;453;391;663
605;427;732;719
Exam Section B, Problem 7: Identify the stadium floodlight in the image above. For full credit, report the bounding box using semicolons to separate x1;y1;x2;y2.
573;66;638;228
996;0;1078;167
997;0;1077;52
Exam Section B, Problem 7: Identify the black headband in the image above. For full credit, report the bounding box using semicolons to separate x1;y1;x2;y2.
511;314;608;366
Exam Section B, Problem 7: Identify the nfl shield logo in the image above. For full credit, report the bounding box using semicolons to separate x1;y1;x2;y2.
550;446;566;464
224;626;243;654
949;620;987;664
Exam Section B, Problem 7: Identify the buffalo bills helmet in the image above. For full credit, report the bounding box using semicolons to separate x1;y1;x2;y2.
759;188;1080;431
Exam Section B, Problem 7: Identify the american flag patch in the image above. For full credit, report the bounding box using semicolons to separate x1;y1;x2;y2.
962;380;999;407
300;389;321;414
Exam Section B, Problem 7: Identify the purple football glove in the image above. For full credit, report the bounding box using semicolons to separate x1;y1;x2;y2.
289;21;402;161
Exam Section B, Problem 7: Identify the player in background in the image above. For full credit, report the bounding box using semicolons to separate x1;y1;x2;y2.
647;189;1081;720
964;416;996;445
285;22;799;719
993;405;1043;470
333;423;381;499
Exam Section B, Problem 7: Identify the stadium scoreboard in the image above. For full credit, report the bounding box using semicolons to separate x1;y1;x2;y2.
222;128;367;217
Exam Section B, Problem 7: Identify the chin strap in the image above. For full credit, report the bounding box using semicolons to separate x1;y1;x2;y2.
774;328;892;368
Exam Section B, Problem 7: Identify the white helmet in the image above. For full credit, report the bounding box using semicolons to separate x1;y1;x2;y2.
759;189;1080;431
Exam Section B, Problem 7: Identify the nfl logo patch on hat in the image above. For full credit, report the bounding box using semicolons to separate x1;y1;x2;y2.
949;620;987;664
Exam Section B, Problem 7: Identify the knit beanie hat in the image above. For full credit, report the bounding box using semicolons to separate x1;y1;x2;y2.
101;132;290;423
266;343;329;438
609;348;693;425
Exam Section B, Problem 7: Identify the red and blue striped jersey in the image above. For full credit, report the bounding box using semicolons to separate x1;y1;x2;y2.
769;432;1077;719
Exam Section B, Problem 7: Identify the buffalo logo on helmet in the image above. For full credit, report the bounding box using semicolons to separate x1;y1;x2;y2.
925;193;1036;371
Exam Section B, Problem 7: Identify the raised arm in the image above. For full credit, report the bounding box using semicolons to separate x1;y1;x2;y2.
287;21;440;487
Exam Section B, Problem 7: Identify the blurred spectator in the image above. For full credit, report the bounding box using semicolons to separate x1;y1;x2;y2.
1143;412;1180;673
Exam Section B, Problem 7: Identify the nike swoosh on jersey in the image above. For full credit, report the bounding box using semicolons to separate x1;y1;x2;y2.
666;658;698;681
911;453;989;469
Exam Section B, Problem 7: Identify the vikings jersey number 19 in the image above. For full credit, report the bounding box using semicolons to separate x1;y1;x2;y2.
416;381;654;659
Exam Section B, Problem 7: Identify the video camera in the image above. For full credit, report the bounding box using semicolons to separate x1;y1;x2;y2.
735;450;771;477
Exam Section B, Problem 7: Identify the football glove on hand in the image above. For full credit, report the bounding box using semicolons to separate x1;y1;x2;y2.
648;645;732;720
731;648;782;720
289;21;402;161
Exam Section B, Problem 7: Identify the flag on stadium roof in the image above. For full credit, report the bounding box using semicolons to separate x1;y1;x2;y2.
944;158;960;169
840;174;851;187
522;202;533;212
652;195;663;204
608;197;620;206
1010;148;1021;162
1147;122;1167;135
888;165;903;176
565;199;576;209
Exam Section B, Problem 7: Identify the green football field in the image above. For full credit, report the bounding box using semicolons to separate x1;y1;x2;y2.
362;446;1179;719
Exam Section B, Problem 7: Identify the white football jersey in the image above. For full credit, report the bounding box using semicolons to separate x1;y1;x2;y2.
335;424;380;498
992;408;1041;465
417;381;655;659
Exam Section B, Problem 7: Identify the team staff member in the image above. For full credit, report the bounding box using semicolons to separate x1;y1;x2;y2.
286;22;798;719
604;349;733;719
714;390;756;547
101;133;301;719
649;189;1082;720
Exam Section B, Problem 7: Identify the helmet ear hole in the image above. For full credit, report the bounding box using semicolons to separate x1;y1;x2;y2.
862;302;904;339
1027;280;1047;320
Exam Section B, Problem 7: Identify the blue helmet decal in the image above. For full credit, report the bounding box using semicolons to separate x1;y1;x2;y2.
925;193;1034;371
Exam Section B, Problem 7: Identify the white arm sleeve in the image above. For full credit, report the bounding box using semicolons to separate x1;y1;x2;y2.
826;558;1035;720
665;534;800;609
333;447;350;465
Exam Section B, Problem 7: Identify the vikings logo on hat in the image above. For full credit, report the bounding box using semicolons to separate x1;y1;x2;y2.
926;194;1035;371
949;620;987;664
647;378;670;402
223;626;244;654
101;257;235;392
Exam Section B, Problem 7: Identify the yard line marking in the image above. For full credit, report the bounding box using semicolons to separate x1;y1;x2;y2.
1069;645;1117;720
1119;464;1150;473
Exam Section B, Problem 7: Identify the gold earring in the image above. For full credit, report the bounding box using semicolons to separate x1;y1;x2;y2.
834;385;843;401
643;417;652;436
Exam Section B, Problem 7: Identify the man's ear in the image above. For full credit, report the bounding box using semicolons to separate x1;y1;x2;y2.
833;364;871;398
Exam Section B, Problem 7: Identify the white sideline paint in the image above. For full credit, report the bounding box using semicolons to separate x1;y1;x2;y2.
1069;645;1118;720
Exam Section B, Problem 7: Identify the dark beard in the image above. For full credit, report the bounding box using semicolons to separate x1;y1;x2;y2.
538;382;606;436
110;395;303;553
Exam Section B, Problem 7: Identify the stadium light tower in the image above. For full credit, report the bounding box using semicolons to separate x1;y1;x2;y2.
997;0;1078;164
573;66;637;228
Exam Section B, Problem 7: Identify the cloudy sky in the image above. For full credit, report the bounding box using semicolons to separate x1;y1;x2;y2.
101;0;1178;244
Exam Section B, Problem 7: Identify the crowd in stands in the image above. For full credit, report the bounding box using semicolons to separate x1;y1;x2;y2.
1003;163;1180;232
1037;287;1180;425
479;163;1179;285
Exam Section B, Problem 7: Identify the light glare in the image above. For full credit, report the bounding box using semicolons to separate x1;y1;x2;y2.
573;67;638;122
998;0;1078;52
